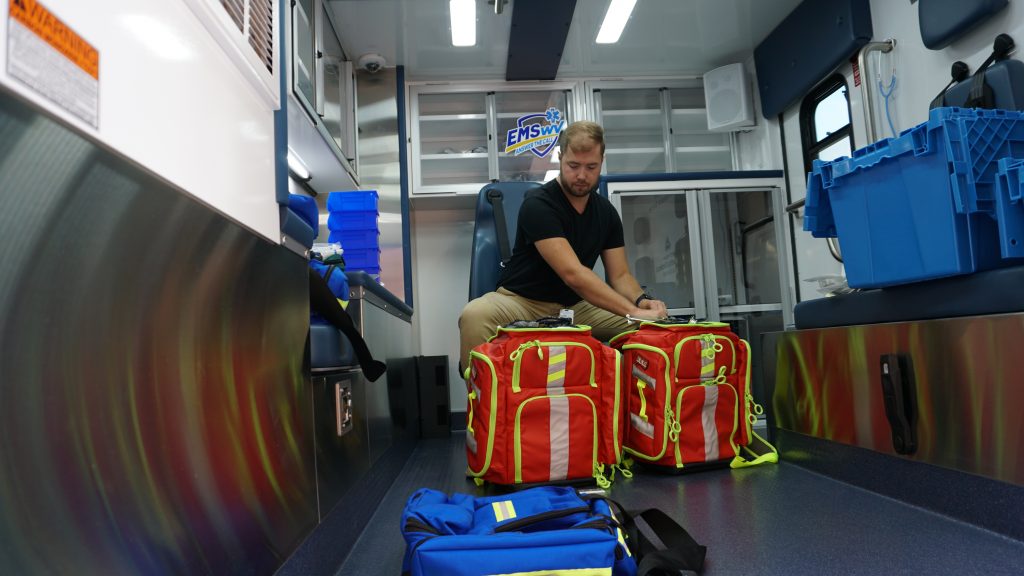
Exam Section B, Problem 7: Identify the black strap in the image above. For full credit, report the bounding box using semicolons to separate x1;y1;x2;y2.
581;494;706;575
487;187;512;266
964;33;1015;109
966;68;996;109
929;61;969;110
629;509;707;576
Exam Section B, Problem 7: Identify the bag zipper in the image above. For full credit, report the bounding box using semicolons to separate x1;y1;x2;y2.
510;341;598;393
492;505;591;533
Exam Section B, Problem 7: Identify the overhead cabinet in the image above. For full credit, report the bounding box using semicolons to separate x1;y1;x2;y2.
590;81;734;175
408;80;737;195
409;84;579;194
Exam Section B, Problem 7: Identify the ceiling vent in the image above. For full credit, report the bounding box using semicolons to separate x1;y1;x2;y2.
220;0;274;73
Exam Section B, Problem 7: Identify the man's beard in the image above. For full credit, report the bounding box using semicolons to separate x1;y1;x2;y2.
563;179;594;197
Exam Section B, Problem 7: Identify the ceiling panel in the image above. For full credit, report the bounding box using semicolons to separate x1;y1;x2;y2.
327;0;804;80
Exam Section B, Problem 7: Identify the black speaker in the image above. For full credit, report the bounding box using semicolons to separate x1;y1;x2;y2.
416;356;451;438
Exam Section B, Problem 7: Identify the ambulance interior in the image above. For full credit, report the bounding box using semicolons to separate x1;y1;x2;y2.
0;0;1022;574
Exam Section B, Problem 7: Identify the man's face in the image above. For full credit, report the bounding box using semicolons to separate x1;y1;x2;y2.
558;144;603;198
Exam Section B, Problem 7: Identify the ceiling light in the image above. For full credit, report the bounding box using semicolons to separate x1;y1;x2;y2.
596;0;637;44
450;0;477;47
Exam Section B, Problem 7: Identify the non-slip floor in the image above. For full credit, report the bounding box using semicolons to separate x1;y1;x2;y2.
332;434;1024;575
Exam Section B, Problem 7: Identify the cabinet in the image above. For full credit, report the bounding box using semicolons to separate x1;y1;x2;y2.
289;0;358;181
590;80;733;175
408;79;737;195
409;83;579;194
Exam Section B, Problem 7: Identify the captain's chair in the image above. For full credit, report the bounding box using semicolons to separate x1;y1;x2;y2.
468;181;539;300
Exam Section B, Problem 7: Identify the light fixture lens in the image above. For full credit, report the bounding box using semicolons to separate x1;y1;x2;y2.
596;0;637;44
450;0;477;47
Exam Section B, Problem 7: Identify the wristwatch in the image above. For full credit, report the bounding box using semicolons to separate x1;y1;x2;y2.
634;293;654;307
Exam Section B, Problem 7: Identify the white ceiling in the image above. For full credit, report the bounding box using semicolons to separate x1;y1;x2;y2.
327;0;804;81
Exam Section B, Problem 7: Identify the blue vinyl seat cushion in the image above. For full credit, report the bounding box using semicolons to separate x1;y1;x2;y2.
468;181;539;301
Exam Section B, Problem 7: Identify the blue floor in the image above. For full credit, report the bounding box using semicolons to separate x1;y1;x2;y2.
333;434;1024;575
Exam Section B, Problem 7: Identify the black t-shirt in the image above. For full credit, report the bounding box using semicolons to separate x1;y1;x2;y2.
498;179;625;306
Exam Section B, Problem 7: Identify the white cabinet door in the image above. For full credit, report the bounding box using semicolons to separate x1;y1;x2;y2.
494;89;572;184
412;90;490;194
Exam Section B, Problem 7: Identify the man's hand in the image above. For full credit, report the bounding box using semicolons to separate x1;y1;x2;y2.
632;298;668;321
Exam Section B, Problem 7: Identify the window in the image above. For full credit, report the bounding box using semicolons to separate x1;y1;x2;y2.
800;75;852;174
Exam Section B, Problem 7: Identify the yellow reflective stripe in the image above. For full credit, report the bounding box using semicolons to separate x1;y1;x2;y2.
486;569;612;576
491;500;517;522
611;351;622;462
700;336;716;381
616;527;631;556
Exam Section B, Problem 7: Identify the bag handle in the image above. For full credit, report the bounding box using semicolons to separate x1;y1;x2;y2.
628;509;707;575
582;495;707;575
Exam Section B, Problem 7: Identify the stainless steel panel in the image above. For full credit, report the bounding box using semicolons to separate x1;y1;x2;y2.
313;370;368;519
356;68;408;305
0;88;315;574
346;291;413;465
772;314;1024;487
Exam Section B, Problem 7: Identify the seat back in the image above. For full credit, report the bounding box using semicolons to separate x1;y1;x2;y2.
468;182;539;300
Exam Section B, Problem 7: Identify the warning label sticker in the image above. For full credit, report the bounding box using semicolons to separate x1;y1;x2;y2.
6;0;99;127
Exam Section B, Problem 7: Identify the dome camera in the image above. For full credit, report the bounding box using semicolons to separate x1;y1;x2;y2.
358;53;386;73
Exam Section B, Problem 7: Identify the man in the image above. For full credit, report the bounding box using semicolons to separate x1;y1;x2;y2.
459;121;668;370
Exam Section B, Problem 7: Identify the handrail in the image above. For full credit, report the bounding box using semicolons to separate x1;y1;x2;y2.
857;40;897;146
827;237;843;263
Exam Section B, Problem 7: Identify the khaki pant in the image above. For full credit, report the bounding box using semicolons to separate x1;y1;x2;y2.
458;287;631;373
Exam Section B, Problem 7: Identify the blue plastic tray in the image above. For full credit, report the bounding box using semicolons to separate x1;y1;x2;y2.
327;228;380;250
327;210;378;232
327;190;378;212
343;248;381;270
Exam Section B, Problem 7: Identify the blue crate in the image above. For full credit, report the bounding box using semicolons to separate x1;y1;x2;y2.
995;158;1024;258
343;248;381;270
804;107;1024;288
327;228;380;251
327;209;378;232
327;190;378;212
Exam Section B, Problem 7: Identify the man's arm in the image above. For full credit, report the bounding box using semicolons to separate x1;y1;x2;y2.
534;237;663;319
602;246;668;318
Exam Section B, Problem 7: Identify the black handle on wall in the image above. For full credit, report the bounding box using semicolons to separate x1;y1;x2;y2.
880;354;919;455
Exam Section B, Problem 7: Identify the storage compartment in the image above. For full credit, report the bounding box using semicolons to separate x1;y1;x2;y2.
675;383;739;464
514;394;598;484
804;107;1024;288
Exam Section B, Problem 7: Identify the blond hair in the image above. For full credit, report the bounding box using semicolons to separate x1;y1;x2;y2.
559;121;605;155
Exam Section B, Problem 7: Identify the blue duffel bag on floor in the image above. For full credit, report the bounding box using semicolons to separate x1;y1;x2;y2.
400;486;705;576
